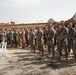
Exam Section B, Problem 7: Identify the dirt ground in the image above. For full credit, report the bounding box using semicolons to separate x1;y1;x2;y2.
0;47;76;75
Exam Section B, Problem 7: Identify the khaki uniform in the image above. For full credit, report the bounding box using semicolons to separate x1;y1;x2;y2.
18;31;23;48
22;31;26;48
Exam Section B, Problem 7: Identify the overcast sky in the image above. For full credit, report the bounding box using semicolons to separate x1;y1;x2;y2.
0;0;76;23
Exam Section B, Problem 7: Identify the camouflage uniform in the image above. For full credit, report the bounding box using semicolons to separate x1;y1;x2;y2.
56;25;68;60
6;30;10;46
9;30;14;47
68;27;75;53
47;25;55;58
29;29;35;52
36;27;44;55
73;27;76;60
43;28;48;47
25;29;29;47
0;31;2;43
13;30;18;47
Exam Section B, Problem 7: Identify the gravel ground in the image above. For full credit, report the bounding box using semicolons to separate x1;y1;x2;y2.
0;48;76;75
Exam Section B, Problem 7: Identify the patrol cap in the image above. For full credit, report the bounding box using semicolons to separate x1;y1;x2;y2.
47;24;52;29
69;22;73;25
36;26;40;29
61;21;65;24
29;28;33;31
47;23;52;27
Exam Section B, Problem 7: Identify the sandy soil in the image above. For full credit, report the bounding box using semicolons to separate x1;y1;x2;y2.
0;48;76;75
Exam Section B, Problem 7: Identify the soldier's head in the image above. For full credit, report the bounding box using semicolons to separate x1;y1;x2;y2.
58;24;62;28
60;21;65;27
47;23;52;29
68;22;73;28
29;28;33;32
36;26;40;31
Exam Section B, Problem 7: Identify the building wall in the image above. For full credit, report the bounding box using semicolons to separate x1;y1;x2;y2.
0;23;47;29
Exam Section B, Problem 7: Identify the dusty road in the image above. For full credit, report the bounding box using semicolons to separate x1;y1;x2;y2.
0;48;76;75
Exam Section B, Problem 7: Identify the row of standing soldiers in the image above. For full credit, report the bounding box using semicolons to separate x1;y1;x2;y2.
28;22;76;60
0;22;76;60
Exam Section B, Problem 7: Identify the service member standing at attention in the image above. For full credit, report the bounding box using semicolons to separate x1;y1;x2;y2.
47;24;55;59
56;21;68;60
29;28;35;53
43;26;48;48
68;22;75;54
25;29;29;47
36;27;44;55
10;29;14;47
73;25;76;60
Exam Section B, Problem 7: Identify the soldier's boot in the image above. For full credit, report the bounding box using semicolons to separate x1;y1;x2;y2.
65;52;68;60
45;44;46;48
51;54;55;59
59;56;62;60
31;49;33;52
31;50;32;52
41;50;44;56
38;51;41;54
33;46;36;53
52;55;54;59
65;56;68;60
68;48;71;54
48;53;51;57
75;58;76;61
74;56;76;61
33;49;35;53
73;52;76;61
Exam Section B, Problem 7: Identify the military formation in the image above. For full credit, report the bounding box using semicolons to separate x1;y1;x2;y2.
0;21;76;60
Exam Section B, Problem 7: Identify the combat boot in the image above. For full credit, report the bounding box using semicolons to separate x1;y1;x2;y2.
41;50;44;56
59;56;62;60
66;57;68;60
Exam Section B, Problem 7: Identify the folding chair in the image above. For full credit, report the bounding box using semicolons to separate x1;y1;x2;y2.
0;41;7;57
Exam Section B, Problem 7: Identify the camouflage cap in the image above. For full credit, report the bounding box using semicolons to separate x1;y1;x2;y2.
48;23;52;27
69;22;73;25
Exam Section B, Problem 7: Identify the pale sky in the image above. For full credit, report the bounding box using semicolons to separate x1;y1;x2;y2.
0;0;76;23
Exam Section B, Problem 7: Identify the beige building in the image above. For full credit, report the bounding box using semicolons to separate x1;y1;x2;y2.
0;22;47;29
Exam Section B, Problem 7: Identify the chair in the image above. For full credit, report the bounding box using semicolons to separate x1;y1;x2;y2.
0;41;7;57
